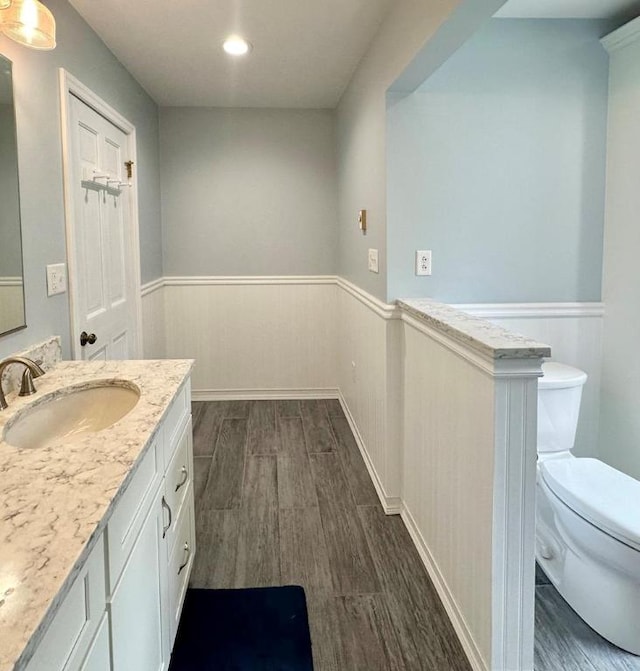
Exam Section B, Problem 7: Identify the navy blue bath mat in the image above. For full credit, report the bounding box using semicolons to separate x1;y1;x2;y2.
168;586;314;671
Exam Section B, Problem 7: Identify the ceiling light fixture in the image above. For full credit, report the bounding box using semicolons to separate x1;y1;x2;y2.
0;0;56;50
223;35;251;56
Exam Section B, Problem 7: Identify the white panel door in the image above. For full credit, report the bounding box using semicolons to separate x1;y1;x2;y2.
68;94;138;360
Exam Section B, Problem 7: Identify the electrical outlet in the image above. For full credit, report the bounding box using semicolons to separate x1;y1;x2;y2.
368;248;379;273
415;250;432;276
46;263;67;296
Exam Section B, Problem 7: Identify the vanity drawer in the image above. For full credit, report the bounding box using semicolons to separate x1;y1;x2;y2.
24;535;106;671
163;380;190;467
163;418;193;555
167;490;195;648
107;436;162;590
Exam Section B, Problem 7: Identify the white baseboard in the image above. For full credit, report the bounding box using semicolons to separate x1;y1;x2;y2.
400;505;488;671
192;388;340;401
338;392;403;515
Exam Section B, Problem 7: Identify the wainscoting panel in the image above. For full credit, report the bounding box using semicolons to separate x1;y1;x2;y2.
336;280;402;510
457;303;604;458
163;278;338;396
401;318;495;670
141;279;166;359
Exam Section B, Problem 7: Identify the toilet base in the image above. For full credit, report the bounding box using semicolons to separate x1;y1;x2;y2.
537;481;640;656
550;550;640;655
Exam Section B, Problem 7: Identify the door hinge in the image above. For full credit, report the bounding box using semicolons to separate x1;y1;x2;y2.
124;160;134;180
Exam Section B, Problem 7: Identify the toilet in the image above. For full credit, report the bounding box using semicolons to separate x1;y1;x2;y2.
536;362;640;655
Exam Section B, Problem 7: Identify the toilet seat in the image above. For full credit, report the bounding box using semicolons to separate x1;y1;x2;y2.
540;458;640;552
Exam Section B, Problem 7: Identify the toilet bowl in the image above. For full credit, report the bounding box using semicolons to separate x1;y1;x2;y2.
536;362;640;655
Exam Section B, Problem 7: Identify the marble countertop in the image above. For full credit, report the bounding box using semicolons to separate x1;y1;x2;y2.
398;298;551;360
0;359;193;671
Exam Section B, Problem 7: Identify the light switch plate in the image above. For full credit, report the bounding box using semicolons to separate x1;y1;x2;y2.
46;263;67;296
368;248;379;273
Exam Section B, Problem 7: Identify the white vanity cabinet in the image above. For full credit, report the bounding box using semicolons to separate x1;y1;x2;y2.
108;380;195;671
22;379;195;671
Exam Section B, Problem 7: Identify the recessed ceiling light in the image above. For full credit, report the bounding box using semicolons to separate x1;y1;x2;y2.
223;36;251;56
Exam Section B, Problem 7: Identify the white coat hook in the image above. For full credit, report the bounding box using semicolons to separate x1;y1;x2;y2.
92;168;110;182
81;167;108;189
107;179;131;189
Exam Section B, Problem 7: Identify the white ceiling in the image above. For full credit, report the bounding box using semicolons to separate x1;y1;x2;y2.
68;0;393;108
495;0;640;19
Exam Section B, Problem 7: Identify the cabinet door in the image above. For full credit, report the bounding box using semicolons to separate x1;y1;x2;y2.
110;489;166;671
24;536;106;671
78;614;110;671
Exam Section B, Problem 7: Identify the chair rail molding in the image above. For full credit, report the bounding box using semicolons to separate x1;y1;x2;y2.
455;302;604;319
141;278;165;297
164;275;336;286
336;276;400;320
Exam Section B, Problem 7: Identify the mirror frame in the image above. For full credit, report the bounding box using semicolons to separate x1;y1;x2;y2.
0;53;27;337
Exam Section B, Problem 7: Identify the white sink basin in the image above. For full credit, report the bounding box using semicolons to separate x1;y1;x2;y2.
3;381;140;449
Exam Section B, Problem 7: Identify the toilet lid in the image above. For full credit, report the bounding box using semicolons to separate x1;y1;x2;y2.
540;458;640;551
538;362;588;390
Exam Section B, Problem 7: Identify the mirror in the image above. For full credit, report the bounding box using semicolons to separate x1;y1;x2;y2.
0;54;26;336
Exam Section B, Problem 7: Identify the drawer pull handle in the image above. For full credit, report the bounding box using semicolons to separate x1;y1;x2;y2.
161;496;172;539
178;542;191;575
175;466;188;492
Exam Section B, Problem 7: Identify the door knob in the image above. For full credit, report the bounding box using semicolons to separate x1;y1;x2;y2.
80;331;97;346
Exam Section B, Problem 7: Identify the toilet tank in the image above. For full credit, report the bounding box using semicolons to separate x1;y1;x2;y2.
537;362;588;454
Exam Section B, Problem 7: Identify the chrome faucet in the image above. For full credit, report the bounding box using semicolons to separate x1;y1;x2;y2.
0;357;45;410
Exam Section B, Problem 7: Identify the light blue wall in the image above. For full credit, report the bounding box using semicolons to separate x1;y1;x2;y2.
0;0;161;359
387;19;612;302
160;107;337;277
336;0;506;302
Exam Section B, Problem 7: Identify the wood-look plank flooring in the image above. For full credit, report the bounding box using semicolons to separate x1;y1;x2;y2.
190;399;470;670
534;566;640;670
191;400;640;669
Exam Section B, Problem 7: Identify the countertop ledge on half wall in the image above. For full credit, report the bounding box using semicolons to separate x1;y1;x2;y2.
398;297;551;360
